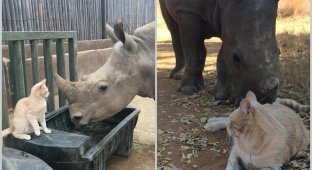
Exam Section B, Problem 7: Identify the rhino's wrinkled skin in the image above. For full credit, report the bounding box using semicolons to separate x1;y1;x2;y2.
55;22;155;126
160;0;280;105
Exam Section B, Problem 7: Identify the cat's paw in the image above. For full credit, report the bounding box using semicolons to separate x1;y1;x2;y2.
24;135;31;140
204;122;223;132
207;117;227;123
35;130;41;136
39;126;43;130
43;129;51;134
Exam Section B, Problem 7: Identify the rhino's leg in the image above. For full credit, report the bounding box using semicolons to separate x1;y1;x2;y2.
170;29;185;80
215;45;231;100
159;1;184;80
177;14;206;95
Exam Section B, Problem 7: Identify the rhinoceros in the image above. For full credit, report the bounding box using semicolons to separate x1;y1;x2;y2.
54;21;155;126
160;0;280;105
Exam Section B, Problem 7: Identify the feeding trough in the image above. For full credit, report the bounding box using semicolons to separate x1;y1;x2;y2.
4;106;139;170
2;147;52;170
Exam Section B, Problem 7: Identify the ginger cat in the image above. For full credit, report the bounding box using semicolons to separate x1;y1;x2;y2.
204;91;309;170
2;79;51;140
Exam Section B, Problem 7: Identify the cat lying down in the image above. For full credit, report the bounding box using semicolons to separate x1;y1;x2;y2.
2;79;51;140
204;91;309;170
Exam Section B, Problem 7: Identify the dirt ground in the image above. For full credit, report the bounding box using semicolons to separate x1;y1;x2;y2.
157;8;310;169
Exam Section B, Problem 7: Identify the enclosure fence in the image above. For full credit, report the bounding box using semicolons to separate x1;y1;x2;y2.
2;31;78;128
2;0;155;41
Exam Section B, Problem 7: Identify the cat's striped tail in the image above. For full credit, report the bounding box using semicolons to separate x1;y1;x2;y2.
2;127;13;137
276;98;310;113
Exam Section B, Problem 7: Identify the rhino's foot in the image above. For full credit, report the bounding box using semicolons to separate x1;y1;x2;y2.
177;77;204;95
170;67;184;80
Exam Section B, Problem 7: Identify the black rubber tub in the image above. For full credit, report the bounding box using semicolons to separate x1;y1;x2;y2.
4;106;139;170
2;147;52;170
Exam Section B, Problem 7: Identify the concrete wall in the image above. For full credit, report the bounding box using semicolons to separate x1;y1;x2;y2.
3;40;113;108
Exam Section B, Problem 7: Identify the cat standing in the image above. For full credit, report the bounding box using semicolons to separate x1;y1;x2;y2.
204;91;309;170
2;79;51;140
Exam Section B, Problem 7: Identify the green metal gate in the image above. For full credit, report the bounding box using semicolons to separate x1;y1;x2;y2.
2;31;77;129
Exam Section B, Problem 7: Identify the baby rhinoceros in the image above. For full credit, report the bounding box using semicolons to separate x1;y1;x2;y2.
55;21;155;126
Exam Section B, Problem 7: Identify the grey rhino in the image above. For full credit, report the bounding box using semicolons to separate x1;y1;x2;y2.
160;0;280;105
55;21;155;126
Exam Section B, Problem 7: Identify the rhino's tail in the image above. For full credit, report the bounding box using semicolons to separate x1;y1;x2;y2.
276;98;310;113
2;127;13;137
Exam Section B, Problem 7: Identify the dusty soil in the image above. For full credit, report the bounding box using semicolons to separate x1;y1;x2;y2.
157;18;310;169
107;142;155;170
157;40;233;170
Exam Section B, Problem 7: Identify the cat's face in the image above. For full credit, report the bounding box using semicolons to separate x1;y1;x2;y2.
34;79;49;98
227;91;258;137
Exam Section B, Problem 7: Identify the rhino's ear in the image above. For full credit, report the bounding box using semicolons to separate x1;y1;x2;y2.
106;23;118;44
114;22;137;52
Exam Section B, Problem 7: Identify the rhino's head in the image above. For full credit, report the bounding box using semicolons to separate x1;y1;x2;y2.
219;0;280;105
55;23;145;126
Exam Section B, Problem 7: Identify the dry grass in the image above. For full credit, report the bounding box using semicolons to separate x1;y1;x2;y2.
277;32;310;103
278;0;310;17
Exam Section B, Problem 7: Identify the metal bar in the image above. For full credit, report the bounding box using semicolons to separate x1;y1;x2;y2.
9;40;26;106
3;31;76;41
21;40;28;96
101;0;106;39
2;69;9;129
43;39;55;112
68;35;77;81
30;40;39;84
56;38;66;107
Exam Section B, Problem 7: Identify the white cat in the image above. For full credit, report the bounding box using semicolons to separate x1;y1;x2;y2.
2;79;51;140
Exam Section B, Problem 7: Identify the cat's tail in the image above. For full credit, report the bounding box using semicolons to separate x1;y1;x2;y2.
276;98;310;113
2;127;13;137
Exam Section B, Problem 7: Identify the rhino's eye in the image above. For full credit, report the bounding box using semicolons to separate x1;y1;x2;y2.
233;53;241;63
96;81;109;94
98;85;107;92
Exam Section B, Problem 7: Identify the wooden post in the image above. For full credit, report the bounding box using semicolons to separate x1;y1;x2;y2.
56;38;66;107
101;0;106;39
2;69;9;129
30;40;39;84
9;40;26;106
43;39;55;112
21;40;28;95
68;35;77;81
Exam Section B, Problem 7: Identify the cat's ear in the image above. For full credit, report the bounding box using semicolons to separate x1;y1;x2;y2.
39;79;46;88
40;79;46;84
245;91;257;102
239;99;252;115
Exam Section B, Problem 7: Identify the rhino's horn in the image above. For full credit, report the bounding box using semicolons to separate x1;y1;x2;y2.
113;22;137;52
54;73;76;102
106;23;118;44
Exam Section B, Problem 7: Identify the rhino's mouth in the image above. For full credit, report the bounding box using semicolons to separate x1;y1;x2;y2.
70;110;94;127
234;92;276;107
